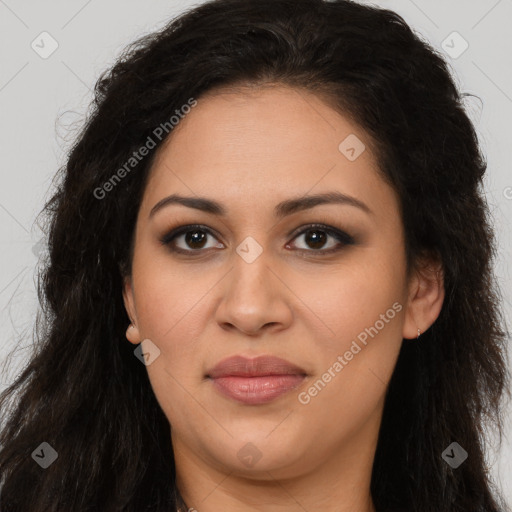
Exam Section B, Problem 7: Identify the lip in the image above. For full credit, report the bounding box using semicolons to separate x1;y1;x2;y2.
206;355;307;405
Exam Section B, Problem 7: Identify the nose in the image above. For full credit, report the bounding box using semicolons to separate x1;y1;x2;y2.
214;249;294;336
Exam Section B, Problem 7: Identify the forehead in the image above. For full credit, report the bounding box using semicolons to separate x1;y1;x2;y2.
140;85;395;219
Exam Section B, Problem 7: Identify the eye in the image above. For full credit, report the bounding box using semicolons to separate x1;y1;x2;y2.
160;224;224;254
286;224;354;254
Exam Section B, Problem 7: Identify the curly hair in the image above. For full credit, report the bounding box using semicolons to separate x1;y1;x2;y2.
0;0;509;511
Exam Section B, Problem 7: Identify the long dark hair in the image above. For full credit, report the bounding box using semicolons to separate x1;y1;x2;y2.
0;0;509;510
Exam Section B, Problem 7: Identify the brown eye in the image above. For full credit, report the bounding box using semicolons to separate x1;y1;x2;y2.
184;229;208;249
286;224;355;254
160;225;224;253
302;229;328;249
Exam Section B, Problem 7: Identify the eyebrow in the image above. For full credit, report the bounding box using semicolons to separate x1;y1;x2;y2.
149;191;373;219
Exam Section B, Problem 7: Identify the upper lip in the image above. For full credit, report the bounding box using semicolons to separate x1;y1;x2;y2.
206;355;307;378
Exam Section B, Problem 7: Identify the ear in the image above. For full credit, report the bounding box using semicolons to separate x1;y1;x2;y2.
402;252;445;339
122;275;141;345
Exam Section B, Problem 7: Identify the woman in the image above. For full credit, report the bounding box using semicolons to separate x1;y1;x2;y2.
0;0;509;511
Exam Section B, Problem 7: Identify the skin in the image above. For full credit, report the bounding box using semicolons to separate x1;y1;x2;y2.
123;84;445;512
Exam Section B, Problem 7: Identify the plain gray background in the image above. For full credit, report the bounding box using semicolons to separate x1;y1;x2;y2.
0;0;511;507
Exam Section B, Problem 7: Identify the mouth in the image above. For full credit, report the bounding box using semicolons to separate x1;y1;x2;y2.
206;355;307;405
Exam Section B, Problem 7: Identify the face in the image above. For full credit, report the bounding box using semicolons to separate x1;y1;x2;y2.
123;85;444;483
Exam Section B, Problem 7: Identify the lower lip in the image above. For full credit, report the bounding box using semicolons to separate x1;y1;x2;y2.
209;375;306;405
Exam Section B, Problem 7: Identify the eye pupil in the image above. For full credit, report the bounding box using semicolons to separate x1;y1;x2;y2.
185;230;207;249
305;230;327;249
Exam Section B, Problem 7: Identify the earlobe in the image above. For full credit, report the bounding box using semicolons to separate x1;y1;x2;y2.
402;256;445;340
125;323;141;344
122;276;141;344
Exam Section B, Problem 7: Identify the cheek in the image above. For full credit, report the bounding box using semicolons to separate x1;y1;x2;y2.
132;245;215;341
291;251;406;344
290;252;406;404
131;257;214;419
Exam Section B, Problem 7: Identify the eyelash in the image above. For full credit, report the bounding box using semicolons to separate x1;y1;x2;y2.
159;223;355;256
